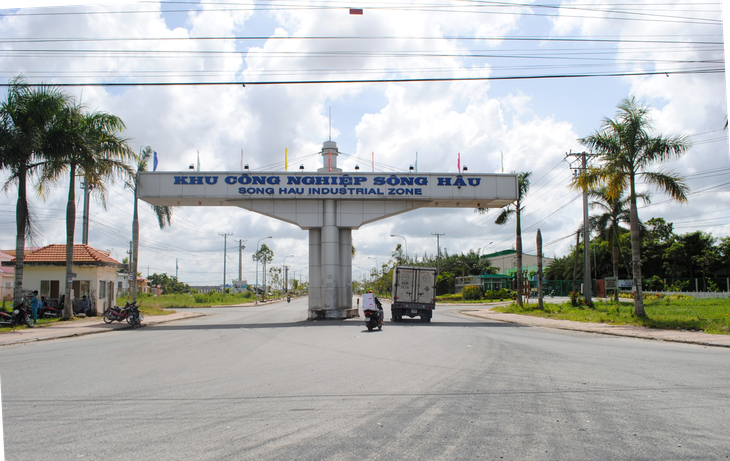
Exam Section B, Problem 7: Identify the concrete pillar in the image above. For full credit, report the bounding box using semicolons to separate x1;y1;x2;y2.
339;228;353;308
308;228;321;317
321;200;339;310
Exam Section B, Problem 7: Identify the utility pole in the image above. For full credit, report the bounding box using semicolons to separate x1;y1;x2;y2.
128;241;133;294
219;233;233;290
81;181;93;245
431;233;445;274
566;151;596;308
175;258;179;280
537;229;544;310
236;239;247;281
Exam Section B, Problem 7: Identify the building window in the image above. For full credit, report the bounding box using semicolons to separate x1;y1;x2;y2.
71;280;90;298
40;280;60;298
99;280;106;299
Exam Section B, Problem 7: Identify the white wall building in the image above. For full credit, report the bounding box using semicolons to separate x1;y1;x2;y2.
1;244;124;314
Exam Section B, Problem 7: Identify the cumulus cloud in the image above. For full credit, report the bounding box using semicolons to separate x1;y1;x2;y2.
0;0;725;285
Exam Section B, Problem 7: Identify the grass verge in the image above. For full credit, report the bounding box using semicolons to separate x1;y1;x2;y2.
0;315;82;333
491;297;730;335
116;292;260;311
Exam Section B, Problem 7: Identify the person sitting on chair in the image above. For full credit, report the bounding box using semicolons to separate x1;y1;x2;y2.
80;295;90;315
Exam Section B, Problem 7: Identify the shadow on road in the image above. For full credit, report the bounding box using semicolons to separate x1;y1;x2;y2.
147;319;523;330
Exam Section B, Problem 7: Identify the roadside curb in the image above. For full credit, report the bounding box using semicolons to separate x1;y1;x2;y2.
461;308;730;348
0;311;206;347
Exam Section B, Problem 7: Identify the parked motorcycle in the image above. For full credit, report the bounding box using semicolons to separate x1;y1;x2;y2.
40;303;63;319
126;302;143;328
287;295;291;303
0;300;34;328
104;301;143;328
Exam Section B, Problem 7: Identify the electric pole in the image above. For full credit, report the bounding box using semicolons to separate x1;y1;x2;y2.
219;233;233;290
537;229;543;310
236;239;247;281
431;233;445;274
81;181;93;245
128;241;133;294
566;151;596;308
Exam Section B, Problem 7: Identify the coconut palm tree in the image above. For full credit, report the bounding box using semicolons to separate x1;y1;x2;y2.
578;96;690;316
40;105;135;319
494;171;531;306
126;145;174;302
588;187;649;302
0;77;71;307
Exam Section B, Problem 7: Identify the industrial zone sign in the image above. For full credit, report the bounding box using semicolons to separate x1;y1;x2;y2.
138;172;518;208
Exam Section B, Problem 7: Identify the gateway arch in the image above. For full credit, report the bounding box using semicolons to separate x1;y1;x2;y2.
137;141;518;319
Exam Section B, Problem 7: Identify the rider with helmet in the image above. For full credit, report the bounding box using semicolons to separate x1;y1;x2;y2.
367;290;384;325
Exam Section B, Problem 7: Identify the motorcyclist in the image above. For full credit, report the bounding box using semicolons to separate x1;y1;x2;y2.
368;290;384;325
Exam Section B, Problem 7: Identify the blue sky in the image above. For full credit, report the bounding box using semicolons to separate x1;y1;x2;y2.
0;0;726;286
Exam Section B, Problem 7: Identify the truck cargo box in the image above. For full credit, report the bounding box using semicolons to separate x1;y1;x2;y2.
391;266;437;322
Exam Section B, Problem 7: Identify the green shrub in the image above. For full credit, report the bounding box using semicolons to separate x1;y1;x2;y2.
667;280;689;292
463;285;483;301
645;275;665;291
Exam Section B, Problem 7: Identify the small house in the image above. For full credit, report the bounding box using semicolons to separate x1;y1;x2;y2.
1;244;124;314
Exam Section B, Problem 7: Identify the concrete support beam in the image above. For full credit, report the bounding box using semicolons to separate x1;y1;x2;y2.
339;228;355;315
308;228;321;317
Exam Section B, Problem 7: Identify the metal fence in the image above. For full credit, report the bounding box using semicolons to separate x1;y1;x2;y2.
543;277;730;297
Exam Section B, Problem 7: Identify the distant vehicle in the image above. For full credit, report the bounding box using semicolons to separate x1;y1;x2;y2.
391;266;437;323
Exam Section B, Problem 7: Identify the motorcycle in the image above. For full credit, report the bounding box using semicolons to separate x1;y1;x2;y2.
286;295;291;303
363;308;382;331
126;302;143;328
104;301;143;328
0;299;34;328
40;303;63;319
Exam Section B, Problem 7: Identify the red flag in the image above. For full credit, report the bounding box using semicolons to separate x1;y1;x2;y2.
457;153;461;172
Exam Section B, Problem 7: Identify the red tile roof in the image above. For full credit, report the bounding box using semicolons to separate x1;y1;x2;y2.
6;245;123;266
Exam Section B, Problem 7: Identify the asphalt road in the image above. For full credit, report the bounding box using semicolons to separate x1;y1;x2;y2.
1;298;729;460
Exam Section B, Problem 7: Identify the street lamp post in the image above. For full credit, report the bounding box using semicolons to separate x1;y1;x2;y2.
299;266;307;294
368;256;378;284
482;241;494;254
390;234;408;261
255;236;272;305
282;254;294;294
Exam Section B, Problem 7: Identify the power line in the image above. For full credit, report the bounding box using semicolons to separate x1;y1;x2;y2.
2;68;722;87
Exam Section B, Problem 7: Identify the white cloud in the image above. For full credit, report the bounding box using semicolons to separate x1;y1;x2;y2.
0;0;726;285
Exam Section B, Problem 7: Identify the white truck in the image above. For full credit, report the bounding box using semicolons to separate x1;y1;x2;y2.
390;266;438;323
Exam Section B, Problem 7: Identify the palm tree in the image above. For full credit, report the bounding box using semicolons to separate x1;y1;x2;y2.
578;96;690;316
494;171;531;306
588;187;649;302
41;105;135;319
0;77;70;307
126;146;174;302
